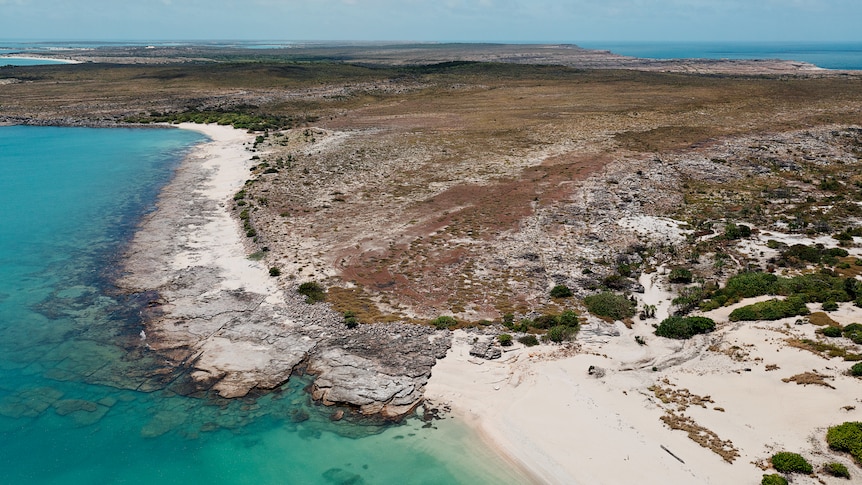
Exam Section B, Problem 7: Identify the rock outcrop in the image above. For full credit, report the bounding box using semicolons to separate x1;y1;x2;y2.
469;339;502;360
118;127;450;419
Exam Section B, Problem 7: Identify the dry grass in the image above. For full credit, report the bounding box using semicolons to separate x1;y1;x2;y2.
650;381;738;462
660;412;740;463
650;382;715;412
808;312;840;327
787;338;862;361
4;60;862;320
781;371;835;389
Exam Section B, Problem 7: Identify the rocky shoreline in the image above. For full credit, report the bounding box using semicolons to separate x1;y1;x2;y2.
116;124;451;419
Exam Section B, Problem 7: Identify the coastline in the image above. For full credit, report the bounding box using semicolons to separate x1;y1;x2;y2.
426;301;862;484
0;55;81;64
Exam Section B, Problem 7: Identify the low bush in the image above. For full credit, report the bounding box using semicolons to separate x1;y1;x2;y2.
533;314;560;329
844;323;862;344
771;452;813;474
430;316;457;330
827;422;862;465
724;223;752;240
668;267;693;284
268;267;281;277
558;309;579;327
297;281;325;303
546;325;577;343
550;284;573;298
584;292;636;320
824;462;851;479
760;475;787;485
822;326;844;337
498;334;513;347
518;335;540;347
655;316;716;339
823;301;840;312
851;362;862;377
343;311;358;329
729;297;809;321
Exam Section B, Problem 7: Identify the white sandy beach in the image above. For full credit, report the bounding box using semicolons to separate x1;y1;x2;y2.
171;123;282;300
426;298;862;485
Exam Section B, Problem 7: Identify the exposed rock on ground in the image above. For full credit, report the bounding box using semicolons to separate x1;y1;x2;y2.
469;339;502;360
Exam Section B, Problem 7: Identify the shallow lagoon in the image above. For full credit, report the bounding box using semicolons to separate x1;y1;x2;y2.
0;126;522;484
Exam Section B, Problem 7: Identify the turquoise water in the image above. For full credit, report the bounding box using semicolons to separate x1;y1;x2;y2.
0;126;523;484
0;57;74;66
577;41;862;70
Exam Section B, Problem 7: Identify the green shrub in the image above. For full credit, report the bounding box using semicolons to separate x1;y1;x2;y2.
827;422;862;465
655;316;716;339
430;316;457;330
823;300;840;312
344;311;359;329
760;474;787;485
268;267;281;277
550;284;573;298
518;335;540;347
668;268;693;284
498;334;513;346
546;325;577;343
533;314;560;329
724;223;752;239
558;309;579;327
297;281;325;304
851;362;862;377
729;297;809;321
711;272;778;304
822;326;844;338
584;292;636;320
824;462;851;478
771;452;813;474
844;324;862;344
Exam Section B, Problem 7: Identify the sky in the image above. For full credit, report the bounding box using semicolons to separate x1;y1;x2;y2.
0;0;861;43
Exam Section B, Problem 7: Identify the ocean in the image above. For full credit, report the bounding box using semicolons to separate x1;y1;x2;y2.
576;41;862;70
0;126;521;484
0;57;75;66
2;40;861;69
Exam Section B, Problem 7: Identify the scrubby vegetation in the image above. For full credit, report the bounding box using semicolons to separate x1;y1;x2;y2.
518;335;539;347
760;474;787;485
824;462;851;479
770;451;813;474
704;270;858;311
268;267;281;277
430;316;457;330
546;325;577;343
550;284;573;298
668;267;693;284
822;326;844;337
297;281;326;304
584;292;636;320
851;362;862;377
503;310;579;333
655;316;716;339
775;243;849;268
498;334;513;346
844;323;862;344
827;422;862;465
340;311;358;329
728;297;809;322
723;223;751;240
125;108;305;131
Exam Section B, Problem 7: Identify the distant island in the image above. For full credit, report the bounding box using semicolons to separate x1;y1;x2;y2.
2;42;862;484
